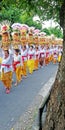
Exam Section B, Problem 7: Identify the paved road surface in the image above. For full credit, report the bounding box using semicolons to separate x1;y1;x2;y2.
0;63;58;130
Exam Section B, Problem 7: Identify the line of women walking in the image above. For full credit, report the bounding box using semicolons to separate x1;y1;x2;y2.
0;44;62;94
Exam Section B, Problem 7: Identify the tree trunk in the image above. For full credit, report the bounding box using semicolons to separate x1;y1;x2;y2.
43;2;65;130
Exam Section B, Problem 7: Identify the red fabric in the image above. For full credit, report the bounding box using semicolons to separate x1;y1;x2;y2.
22;56;27;62
36;54;39;58
2;26;7;31
29;54;33;59
40;53;44;58
13;61;20;71
46;52;49;57
1;64;11;68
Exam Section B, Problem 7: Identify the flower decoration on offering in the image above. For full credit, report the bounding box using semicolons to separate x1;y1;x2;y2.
21;24;28;30
45;36;52;45
13;45;19;50
29;26;35;32
20;24;28;34
27;27;35;44
20;24;28;45
11;30;20;46
38;32;46;45
58;38;63;45
1;25;10;47
53;38;63;45
50;34;56;45
11;23;22;30
3;46;9;51
33;34;39;44
40;32;46;36
33;29;40;34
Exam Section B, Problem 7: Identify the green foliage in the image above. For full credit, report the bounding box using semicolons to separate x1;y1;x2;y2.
0;0;64;28
0;0;64;22
0;5;22;23
42;27;63;38
20;14;42;30
0;4;42;29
